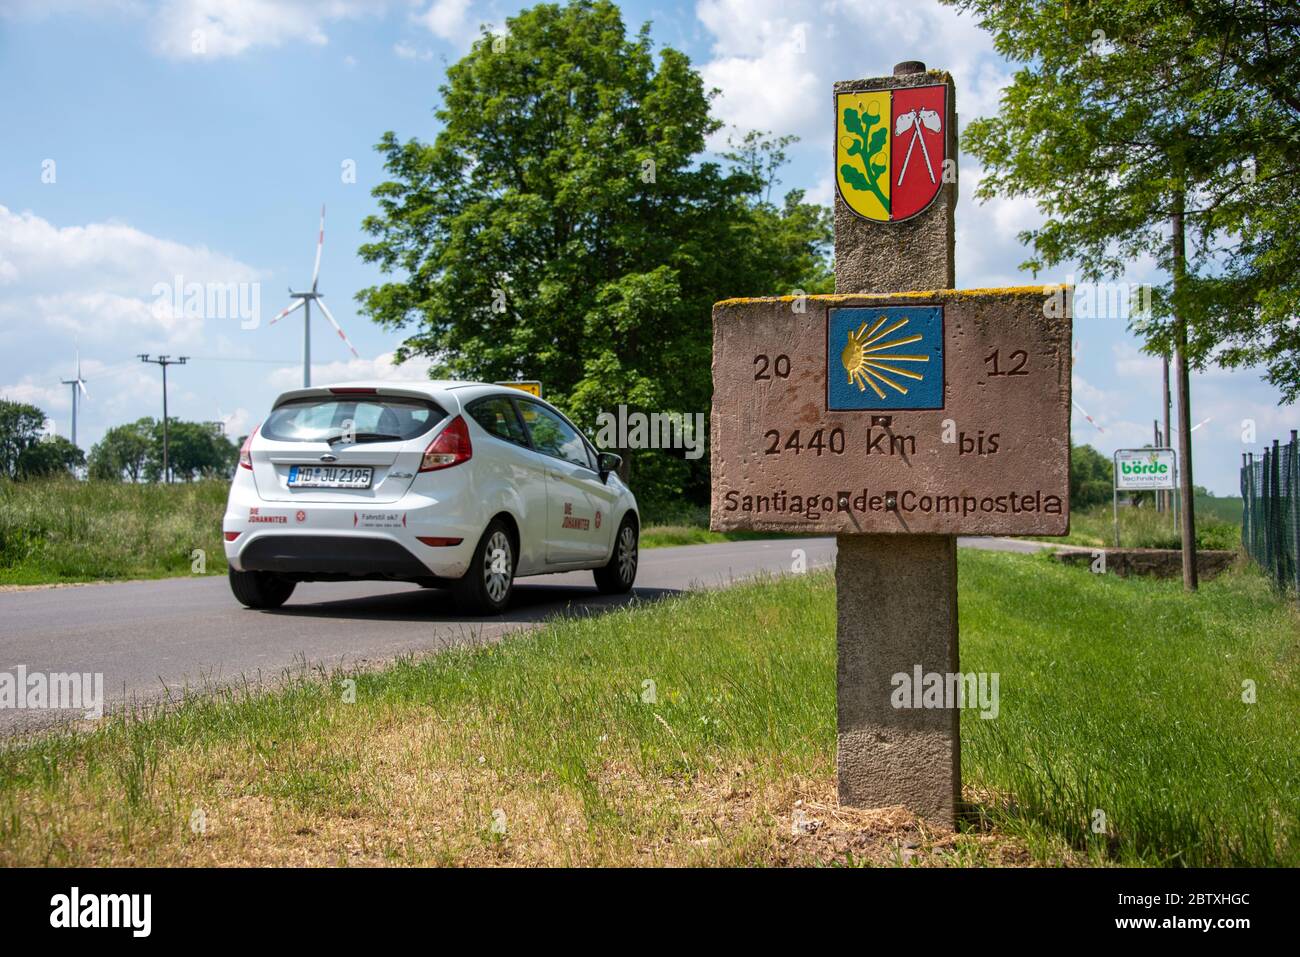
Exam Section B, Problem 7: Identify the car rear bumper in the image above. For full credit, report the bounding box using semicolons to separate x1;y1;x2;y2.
222;483;479;580
236;534;452;580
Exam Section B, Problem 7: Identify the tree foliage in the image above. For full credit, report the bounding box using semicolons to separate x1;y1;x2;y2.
1070;442;1114;510
16;435;84;478
946;0;1300;399
356;0;831;504
88;418;235;482
159;420;237;481
88;421;153;482
0;400;53;479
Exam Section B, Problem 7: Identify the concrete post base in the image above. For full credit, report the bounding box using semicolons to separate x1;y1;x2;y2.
836;533;960;826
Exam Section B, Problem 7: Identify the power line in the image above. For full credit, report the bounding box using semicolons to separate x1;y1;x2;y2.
139;354;188;483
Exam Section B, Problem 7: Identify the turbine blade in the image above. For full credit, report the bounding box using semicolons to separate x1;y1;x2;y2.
78;380;88;397
269;298;305;326
311;204;325;292
315;298;360;359
1072;398;1105;433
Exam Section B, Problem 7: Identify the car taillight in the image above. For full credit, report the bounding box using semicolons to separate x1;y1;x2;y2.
420;415;472;472
239;425;258;470
224;531;241;542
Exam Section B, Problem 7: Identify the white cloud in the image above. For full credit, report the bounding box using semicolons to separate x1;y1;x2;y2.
0;205;261;347
216;405;254;439
697;5;818;150
393;41;433;60
955;166;1043;287
1113;341;1162;381
806;172;834;207
268;351;436;390
413;0;472;42
698;0;1006;150
0;1;143;17
0;205;268;444
147;0;375;59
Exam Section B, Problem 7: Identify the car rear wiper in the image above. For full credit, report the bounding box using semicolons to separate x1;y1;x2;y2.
325;432;404;445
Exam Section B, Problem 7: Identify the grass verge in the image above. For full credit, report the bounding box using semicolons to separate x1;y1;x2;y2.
0;478;228;585
0;478;758;586
0;549;1294;866
1029;502;1240;550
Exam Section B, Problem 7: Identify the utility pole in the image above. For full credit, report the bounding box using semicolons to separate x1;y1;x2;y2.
1161;355;1171;513
139;354;188;483
1153;418;1161;512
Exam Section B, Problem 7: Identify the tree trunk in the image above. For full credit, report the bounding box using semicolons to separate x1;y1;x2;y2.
1172;191;1198;591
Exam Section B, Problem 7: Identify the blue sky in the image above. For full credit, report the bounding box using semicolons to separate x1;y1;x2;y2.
0;0;1294;494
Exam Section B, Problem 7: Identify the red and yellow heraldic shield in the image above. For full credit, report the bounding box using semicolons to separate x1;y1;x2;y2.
835;84;947;223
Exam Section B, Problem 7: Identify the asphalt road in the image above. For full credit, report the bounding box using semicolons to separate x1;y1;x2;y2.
0;535;1048;733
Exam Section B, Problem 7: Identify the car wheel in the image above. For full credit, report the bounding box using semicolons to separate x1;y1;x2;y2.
452;519;516;615
594;515;638;594
228;568;296;609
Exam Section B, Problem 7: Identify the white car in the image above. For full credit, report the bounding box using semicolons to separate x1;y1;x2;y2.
223;381;639;615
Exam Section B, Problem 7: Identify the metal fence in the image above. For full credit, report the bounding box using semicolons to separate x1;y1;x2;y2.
1241;431;1299;600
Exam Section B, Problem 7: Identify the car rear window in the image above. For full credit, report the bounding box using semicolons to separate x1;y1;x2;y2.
261;395;447;444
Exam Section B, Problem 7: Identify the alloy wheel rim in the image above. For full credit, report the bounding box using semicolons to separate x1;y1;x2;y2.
617;526;637;583
484;531;512;603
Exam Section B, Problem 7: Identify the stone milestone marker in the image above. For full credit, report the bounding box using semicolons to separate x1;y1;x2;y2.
709;64;1072;825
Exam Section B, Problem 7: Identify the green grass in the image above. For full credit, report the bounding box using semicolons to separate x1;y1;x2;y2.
0;477;787;585
1031;502;1241;551
0;549;1294;866
639;525;799;548
0;477;229;584
1196;495;1244;525
960;550;1298;866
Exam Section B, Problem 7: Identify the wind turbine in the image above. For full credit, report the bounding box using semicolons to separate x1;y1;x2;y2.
268;205;360;387
59;349;88;448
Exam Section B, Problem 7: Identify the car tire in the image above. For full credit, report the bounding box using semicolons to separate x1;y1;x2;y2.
228;568;296;609
452;519;516;615
594;515;638;594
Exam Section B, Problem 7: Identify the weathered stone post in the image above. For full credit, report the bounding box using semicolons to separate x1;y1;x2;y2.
709;64;1070;828
834;64;961;823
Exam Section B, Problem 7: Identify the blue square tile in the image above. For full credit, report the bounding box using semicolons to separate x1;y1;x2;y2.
827;306;944;410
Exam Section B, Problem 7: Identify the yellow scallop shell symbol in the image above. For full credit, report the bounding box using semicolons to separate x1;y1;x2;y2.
841;314;930;399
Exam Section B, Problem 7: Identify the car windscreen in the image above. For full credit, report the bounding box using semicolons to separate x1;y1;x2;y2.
260;395;447;444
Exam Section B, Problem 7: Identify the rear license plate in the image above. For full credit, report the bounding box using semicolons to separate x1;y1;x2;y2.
287;465;374;489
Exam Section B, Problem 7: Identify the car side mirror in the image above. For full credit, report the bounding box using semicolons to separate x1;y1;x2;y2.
597;452;622;482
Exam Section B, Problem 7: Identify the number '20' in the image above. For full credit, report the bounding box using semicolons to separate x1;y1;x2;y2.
754;354;791;380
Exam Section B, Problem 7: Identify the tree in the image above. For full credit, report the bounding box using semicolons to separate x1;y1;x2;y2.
143;420;236;481
1070;443;1113;511
17;435;84;478
0;399;50;479
944;0;1299;588
88;420;153;482
356;0;831;508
